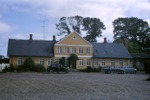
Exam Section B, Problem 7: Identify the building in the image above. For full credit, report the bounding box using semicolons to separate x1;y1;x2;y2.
7;32;132;69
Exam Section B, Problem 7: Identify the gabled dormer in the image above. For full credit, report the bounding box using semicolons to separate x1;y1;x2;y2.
54;32;93;58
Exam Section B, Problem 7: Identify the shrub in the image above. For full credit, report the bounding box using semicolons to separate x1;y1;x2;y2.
33;64;46;72
2;64;16;72
79;66;102;72
145;77;150;81
23;57;35;71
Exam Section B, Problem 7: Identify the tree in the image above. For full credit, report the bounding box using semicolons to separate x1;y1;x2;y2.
68;54;79;68
83;17;106;42
56;15;106;42
56;15;82;36
22;57;35;71
59;57;66;66
113;17;150;53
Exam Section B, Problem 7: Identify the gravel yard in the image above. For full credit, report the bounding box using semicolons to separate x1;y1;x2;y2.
0;72;149;100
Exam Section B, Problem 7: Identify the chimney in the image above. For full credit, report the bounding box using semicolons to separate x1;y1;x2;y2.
29;34;33;40
104;37;107;43
53;35;56;42
124;38;128;50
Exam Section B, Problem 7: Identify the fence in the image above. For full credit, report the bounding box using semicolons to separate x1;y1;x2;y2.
0;63;10;72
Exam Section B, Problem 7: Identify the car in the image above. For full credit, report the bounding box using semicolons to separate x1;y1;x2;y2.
47;64;70;73
117;66;137;74
103;66;118;74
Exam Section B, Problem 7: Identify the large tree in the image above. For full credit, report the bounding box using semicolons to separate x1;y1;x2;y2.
113;17;150;53
56;15;106;42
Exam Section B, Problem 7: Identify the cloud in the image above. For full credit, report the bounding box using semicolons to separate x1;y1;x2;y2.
0;21;13;33
0;0;150;56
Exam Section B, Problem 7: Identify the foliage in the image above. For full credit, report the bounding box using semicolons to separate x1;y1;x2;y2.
113;17;150;53
79;66;102;72
33;64;46;72
68;54;79;67
114;38;142;53
2;64;16;72
83;17;106;42
22;57;35;71
56;15;106;42
145;77;150;81
0;57;9;64
59;57;66;66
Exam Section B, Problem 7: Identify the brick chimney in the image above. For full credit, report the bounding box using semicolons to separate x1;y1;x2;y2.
53;35;56;42
29;34;33;40
104;37;107;43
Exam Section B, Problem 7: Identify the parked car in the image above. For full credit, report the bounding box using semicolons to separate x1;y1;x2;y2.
103;66;118;74
47;64;70;73
117;66;137;74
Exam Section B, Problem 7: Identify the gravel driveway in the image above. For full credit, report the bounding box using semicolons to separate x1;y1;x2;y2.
0;72;149;100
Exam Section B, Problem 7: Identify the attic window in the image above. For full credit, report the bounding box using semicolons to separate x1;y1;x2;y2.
72;36;76;40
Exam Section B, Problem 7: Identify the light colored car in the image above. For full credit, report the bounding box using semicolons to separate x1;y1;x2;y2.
117;66;137;74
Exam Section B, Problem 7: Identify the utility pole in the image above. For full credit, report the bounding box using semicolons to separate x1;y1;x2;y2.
41;17;48;40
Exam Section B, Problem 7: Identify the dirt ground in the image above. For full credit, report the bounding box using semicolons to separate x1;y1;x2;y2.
0;72;149;100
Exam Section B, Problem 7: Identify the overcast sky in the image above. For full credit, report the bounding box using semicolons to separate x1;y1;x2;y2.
0;0;150;56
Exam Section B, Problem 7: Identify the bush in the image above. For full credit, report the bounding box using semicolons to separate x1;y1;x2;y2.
79;66;102;72
145;77;150;81
2;64;16;72
33;64;46;72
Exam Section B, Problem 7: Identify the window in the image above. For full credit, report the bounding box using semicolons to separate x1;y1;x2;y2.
17;57;23;65
86;59;91;66
72;48;76;54
47;58;52;66
86;48;90;54
102;59;105;67
119;60;123;66
40;58;44;65
79;59;83;66
94;59;98;66
79;48;83;54
65;47;69;54
111;60;115;66
72;36;76;40
58;47;62;54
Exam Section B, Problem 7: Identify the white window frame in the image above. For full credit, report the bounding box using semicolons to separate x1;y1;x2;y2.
111;60;115;66
17;57;23;65
72;47;76;54
86;59;91;66
79;48;83;54
40;58;44;65
102;59;105;67
65;47;69;54
86;48;90;54
47;58;52;66
94;59;98;66
79;59;83;66
58;47;62;54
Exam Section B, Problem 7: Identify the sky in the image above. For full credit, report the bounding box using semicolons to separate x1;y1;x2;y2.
0;0;150;57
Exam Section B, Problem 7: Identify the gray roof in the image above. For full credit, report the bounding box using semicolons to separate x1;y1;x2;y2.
7;39;54;57
7;39;132;59
92;43;132;59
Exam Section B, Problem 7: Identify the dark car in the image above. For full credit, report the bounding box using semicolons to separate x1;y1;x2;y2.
47;64;70;73
103;66;118;74
117;66;137;74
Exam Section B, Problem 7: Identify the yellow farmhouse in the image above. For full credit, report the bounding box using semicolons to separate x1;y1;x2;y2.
7;32;132;69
